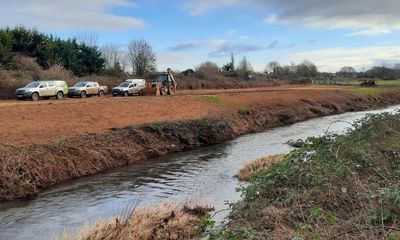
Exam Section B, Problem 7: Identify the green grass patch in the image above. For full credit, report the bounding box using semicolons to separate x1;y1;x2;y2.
349;87;382;96
238;106;250;115
201;95;223;104
376;79;400;86
317;79;400;87
348;86;400;96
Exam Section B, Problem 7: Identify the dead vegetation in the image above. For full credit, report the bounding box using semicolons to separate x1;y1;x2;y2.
0;55;285;99
56;203;210;240
0;56;75;98
235;154;284;181
0;118;234;201
175;73;282;90
203;112;400;239
1;90;400;201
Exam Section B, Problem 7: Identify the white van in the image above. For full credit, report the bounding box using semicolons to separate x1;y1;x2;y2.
112;79;146;97
16;80;68;101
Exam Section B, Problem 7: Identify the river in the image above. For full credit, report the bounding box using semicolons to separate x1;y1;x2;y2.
0;105;399;240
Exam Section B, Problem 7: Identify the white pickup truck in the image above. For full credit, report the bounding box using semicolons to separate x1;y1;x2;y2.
16;80;68;101
68;81;108;98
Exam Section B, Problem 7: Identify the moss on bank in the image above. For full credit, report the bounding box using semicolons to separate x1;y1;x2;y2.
202;112;400;239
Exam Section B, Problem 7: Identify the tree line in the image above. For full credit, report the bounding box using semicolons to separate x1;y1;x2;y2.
0;26;105;76
0;26;158;77
2;26;400;81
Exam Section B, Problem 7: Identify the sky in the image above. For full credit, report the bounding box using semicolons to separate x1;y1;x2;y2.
1;0;400;72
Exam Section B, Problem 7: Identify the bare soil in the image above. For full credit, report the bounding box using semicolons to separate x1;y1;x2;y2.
0;85;355;145
1;85;400;201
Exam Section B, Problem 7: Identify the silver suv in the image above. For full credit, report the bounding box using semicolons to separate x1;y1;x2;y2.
112;79;146;97
16;80;68;101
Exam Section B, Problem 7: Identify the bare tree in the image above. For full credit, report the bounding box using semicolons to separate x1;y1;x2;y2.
338;66;356;77
127;39;157;76
119;52;129;72
237;56;252;72
101;43;123;69
236;56;253;80
231;53;235;71
76;31;99;47
196;61;220;76
295;60;318;77
265;61;281;74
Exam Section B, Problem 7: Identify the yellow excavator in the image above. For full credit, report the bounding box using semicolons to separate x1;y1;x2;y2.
140;69;177;96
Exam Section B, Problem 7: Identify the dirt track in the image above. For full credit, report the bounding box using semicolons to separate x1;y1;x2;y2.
0;85;356;145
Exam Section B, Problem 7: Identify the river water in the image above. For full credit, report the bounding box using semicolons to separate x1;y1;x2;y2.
1;105;399;240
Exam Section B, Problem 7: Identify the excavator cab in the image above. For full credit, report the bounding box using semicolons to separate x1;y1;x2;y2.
151;74;169;87
140;70;177;96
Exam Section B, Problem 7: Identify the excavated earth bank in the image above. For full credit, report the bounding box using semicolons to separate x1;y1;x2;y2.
1;92;400;201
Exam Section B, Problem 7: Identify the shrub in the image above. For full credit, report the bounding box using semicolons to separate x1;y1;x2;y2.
41;64;73;80
11;55;42;80
207;112;400;239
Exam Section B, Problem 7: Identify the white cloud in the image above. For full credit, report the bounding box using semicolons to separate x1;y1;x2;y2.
209;41;279;57
0;0;145;31
227;29;237;37
186;0;400;34
157;52;195;64
290;46;400;72
346;29;392;37
168;39;227;51
157;52;196;71
184;0;243;15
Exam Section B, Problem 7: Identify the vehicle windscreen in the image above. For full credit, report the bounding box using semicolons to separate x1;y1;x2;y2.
118;82;130;87
152;75;167;84
73;82;87;87
25;82;41;88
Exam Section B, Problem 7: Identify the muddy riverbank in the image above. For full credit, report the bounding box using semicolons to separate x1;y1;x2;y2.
1;104;400;240
1;91;400;201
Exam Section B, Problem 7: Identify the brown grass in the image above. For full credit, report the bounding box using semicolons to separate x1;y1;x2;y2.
235;154;284;181
40;64;74;81
1;89;400;201
56;203;208;240
0;118;236;201
175;74;283;90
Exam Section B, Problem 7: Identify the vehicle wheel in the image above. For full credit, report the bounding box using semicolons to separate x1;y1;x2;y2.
56;91;64;99
31;92;39;101
123;91;129;97
160;87;167;96
168;86;175;95
98;91;104;97
80;91;87;98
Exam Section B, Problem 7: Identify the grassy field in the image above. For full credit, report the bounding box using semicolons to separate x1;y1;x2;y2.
199;112;400;239
347;85;400;96
333;79;400;87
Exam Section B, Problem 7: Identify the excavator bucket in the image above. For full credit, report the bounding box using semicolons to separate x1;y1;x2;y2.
139;83;161;96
